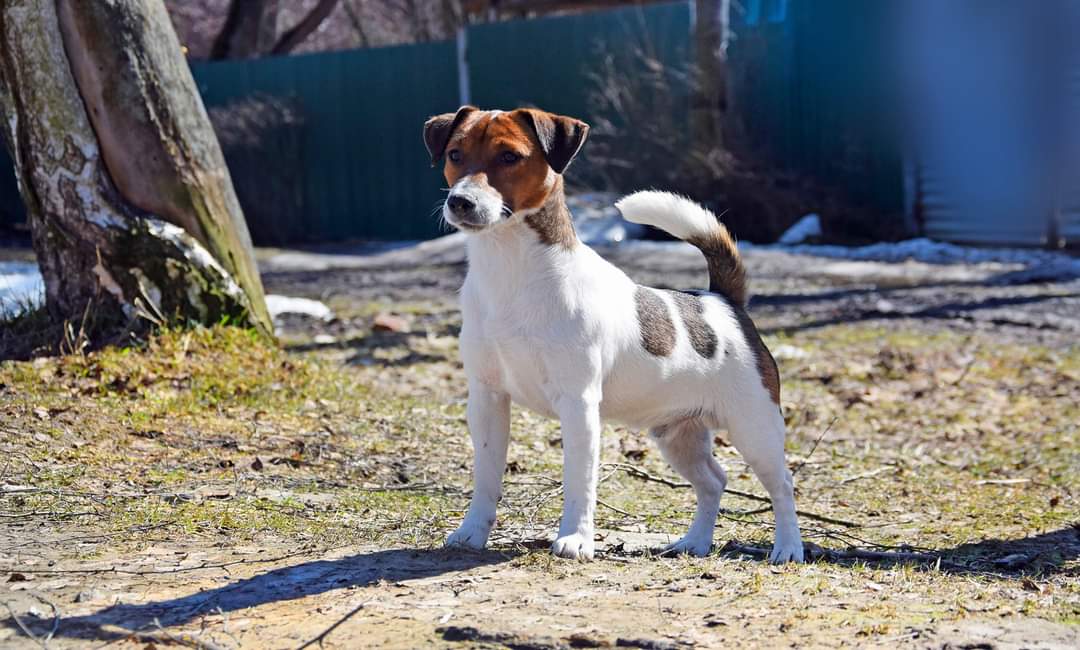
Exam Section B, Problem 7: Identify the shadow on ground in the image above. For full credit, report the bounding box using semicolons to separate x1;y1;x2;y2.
717;525;1080;578
11;548;513;644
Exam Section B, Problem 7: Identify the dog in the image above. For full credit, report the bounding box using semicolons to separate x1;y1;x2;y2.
423;106;804;563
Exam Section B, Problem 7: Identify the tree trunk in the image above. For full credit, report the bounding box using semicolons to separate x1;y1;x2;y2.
691;0;729;145
0;0;272;337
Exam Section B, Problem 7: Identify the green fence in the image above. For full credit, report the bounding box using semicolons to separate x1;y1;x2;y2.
729;0;902;214
194;40;460;242
469;2;690;122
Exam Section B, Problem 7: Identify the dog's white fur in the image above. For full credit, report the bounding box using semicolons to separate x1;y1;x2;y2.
445;190;804;563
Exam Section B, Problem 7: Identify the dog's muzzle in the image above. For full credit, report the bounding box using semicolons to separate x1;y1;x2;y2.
444;184;501;231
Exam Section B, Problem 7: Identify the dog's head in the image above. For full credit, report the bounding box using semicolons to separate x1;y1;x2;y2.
423;106;589;233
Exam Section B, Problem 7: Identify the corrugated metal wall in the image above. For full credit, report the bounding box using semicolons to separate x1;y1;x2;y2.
468;1;691;192
193;40;460;242
728;0;904;215
469;2;690;121
1060;1;1080;244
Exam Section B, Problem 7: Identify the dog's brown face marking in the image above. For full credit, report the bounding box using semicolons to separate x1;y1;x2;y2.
440;110;556;214
666;291;718;359
635;287;676;357
732;306;780;406
423;107;588;247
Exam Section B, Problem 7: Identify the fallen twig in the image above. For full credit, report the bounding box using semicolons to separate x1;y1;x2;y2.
722;541;966;571
839;467;895;484
602;462;860;528
791;416;838;476
603;463;689;489
950;338;978;386
0;591;59;650
0;510;99;520
354;482;465;494
137;617;230;650
295;601;369;650
598;499;632;517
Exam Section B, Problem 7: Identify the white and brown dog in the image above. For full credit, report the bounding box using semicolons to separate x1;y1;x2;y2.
423;106;804;563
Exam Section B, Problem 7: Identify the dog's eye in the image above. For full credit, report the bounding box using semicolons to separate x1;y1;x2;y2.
501;151;521;164
448;149;462;163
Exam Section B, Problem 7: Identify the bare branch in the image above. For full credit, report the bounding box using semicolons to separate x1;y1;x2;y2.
271;0;341;56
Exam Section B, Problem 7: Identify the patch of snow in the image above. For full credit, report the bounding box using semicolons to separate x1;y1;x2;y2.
145;218;246;302
777;213;822;245
619;236;1080;284
781;238;1080;283
0;261;44;318
568;192;646;245
264;294;333;322
614;239;700;255
781;237;1067;267
261;195;646;273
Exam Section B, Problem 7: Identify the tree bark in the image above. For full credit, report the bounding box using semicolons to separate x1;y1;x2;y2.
0;0;272;337
209;0;279;60
691;0;729;145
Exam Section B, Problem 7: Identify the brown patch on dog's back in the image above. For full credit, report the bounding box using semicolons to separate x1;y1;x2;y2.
635;287;675;357
732;306;780;405
667;291;718;359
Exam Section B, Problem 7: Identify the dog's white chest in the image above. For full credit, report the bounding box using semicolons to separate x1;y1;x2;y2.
467;320;562;419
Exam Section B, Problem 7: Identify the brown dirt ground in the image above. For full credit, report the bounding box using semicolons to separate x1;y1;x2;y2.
0;243;1078;649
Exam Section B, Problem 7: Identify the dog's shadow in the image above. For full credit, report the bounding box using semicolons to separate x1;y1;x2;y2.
705;525;1080;578
10;548;512;644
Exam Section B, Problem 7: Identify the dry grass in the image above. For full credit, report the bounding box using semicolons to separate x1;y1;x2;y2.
0;308;1077;647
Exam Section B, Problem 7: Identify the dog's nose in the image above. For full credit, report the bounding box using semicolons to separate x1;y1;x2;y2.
447;194;476;216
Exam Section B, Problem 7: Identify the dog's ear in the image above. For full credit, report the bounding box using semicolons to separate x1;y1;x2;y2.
424;105;477;165
517;109;590;174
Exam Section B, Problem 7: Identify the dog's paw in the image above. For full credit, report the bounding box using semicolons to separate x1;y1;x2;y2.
767;539;805;564
662;534;712;558
551;532;594;561
445;521;490;550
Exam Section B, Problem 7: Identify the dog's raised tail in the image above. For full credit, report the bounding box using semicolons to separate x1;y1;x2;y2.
616;191;747;307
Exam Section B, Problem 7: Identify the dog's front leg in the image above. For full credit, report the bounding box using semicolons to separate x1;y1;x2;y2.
446;381;510;550
551;392;602;561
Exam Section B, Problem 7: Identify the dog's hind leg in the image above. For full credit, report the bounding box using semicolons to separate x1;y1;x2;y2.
652;419;725;557
726;404;804;563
